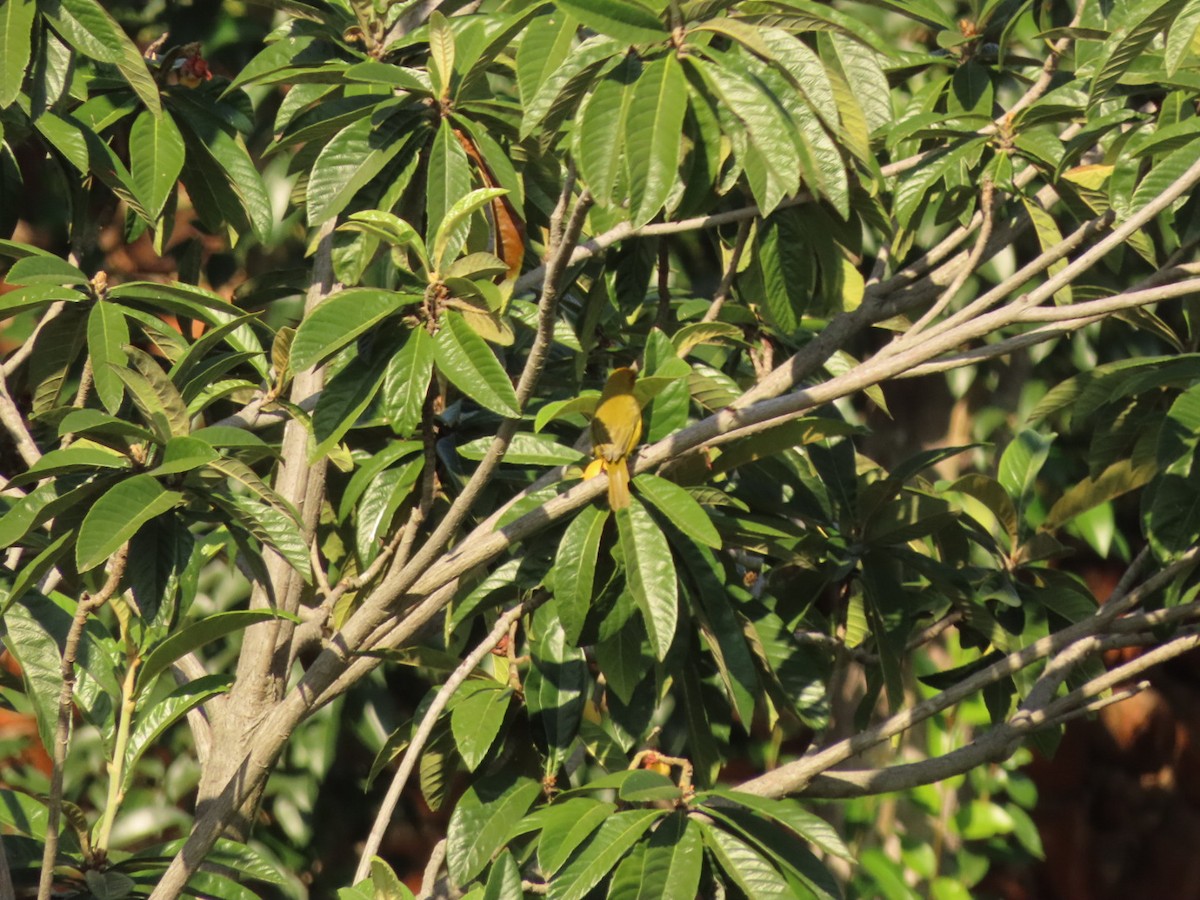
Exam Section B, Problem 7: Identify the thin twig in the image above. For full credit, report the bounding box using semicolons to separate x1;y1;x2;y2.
353;600;533;882
38;543;129;900
702;218;753;324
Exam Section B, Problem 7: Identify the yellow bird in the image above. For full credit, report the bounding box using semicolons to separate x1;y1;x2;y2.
587;367;643;510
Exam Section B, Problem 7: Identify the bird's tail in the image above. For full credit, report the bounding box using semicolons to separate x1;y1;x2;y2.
607;457;631;510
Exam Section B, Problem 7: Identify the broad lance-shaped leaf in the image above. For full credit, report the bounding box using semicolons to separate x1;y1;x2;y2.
113;345;191;440
433;311;520;417
87;302;128;415
138;610;297;689
426;118;472;251
129;109;185;220
525;605;586;776
446;773;542;885
380;327;434;438
616;498;678;660
289;288;409;372
306;106;415;227
555;0;669;45
76;475;184;572
554;504;608;645
122;674;231;792
0;0;36;108
547;809;666;900
450;681;512;771
433;187;508;273
625;54;687;226
634;473;720;548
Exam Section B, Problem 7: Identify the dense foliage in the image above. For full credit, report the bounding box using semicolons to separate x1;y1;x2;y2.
3;0;1200;897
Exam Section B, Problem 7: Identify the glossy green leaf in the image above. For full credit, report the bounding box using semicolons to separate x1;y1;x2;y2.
616;498;678;660
290;288;407;372
138;609;297;689
634;474;720;548
554;504;608;644
76;474;183;572
379;326;434;438
482;850;521;900
129;109;185;220
450;681;512;771
111;345;191;441
698;790;851;860
699;822;794;899
520;34;623;139
433;187;508;272
426;119;472;251
305;107;412;227
87;301;129;415
216;491;312;580
997;429;1055;513
575;58;636;207
555;0;668;44
433;311;521;417
525;605;586;776
625;55;687;226
122;674;231;791
609;812;702;900
458;432;584;465
526;799;615;875
0;0;36;107
446;773;541;885
2;598;65;755
1090;0;1188;108
547;808;665;900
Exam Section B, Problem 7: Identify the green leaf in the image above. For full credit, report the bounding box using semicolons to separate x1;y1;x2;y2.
547;809;665;900
2;598;65;756
446;773;542;885
693;56;800;214
634;474;720;548
340;209;429;269
426;118;473;252
311;350;392;461
555;0;669;45
6;255;89;286
525;605;587;776
1167;0;1200;73
428;11;456;98
112;345;191;441
527;799;615;875
575;58;636;207
458;432;584;465
122;674;231;792
305;106;413;226
699;822;794;899
148;435;220;477
0;0;36;107
625;55;687;226
433;187;509;272
290;288;408;372
87;302;129;415
42;0;160;114
997;429;1055;513
697;790;851;860
516;12;576;106
217;491;312;580
520;34;624;139
554;505;608;644
175;104;271;240
1090;0;1189;108
616;498;678;660
76;475;183;572
607;812;702;900
450;681;512;771
129;110;185;220
433;311;521;417
138;609;297;689
379;326;434;438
